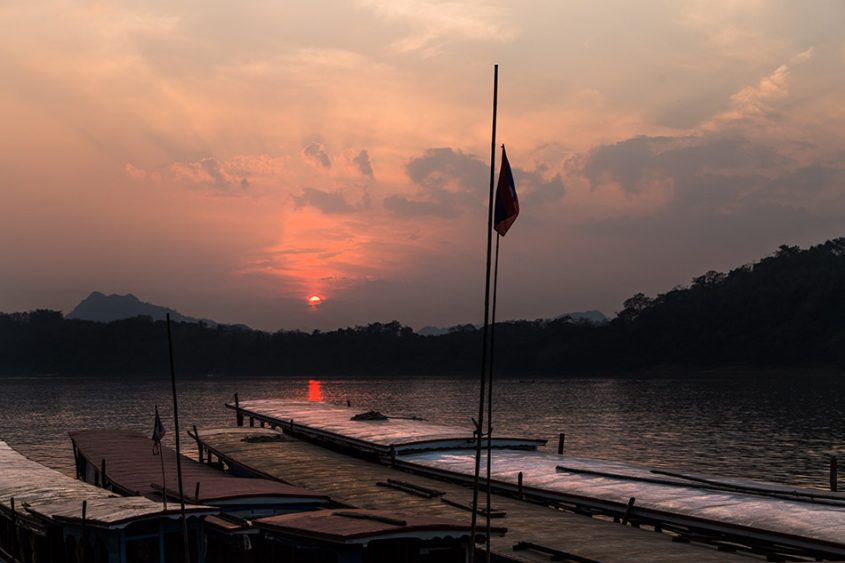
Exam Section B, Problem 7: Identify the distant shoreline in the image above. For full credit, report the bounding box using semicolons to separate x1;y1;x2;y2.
2;364;842;380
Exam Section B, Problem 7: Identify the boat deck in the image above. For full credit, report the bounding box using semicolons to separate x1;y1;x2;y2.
0;440;212;529
70;429;329;510
193;426;753;563
401;449;845;556
227;399;544;454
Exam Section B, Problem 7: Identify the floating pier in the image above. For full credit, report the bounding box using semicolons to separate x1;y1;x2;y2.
224;398;845;561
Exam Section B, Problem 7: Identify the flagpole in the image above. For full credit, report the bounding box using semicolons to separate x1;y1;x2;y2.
485;232;501;562
470;63;498;563
166;313;191;563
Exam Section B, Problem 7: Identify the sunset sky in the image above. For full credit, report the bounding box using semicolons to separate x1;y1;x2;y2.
2;1;844;331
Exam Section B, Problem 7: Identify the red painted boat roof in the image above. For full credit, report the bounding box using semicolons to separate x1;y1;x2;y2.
70;429;328;506
254;508;506;544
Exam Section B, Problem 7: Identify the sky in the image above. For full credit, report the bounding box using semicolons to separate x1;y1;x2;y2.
1;1;844;331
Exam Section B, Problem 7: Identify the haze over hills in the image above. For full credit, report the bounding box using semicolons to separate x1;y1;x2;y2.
67;291;215;326
417;310;607;336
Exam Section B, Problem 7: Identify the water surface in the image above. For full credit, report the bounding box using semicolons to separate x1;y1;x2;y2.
1;372;842;490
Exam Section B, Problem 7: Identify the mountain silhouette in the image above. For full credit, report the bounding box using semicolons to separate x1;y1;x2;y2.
67;291;215;325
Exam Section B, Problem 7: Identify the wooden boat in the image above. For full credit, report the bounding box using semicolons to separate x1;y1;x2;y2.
226;398;544;457
254;508;504;563
71;428;492;563
0;439;214;563
226;398;845;560
71;429;331;563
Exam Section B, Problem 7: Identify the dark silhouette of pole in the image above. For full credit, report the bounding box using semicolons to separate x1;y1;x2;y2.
166;313;191;563
470;63;498;563
485;233;501;562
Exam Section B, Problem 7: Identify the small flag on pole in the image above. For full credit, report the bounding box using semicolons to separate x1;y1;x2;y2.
152;406;166;455
494;147;519;236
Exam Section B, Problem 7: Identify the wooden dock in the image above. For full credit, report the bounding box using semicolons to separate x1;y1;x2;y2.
192;426;760;563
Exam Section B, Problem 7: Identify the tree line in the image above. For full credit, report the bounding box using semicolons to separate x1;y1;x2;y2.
4;238;845;377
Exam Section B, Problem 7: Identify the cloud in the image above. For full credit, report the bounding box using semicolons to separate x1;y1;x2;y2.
294;188;355;214
389;146;566;216
124;163;161;184
406;147;487;190
383;148;488;217
516;167;565;205
352;149;374;177
357;0;517;55
169;157;249;190
705;48;814;130
582;135;788;196
302;143;332;169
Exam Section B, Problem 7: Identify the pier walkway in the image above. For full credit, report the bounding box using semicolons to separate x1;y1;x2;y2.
192;426;755;563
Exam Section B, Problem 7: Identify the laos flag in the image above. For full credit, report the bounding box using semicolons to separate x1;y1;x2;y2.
494;147;519;236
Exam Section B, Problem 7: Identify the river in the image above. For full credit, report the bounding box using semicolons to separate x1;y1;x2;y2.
1;372;843;490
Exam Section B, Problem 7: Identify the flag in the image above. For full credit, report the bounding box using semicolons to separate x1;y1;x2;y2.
494;147;519;236
151;406;165;455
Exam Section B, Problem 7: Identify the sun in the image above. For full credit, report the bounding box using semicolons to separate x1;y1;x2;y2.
307;295;323;307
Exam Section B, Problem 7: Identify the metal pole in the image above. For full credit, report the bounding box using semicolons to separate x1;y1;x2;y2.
470;63;498;562
485;233;501;561
166;313;192;563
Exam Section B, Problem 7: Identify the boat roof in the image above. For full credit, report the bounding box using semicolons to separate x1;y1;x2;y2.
70;429;329;506
254;508;506;545
0;440;213;529
228;399;545;454
400;448;845;552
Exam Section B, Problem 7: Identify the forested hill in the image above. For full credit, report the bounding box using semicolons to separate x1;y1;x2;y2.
3;238;845;377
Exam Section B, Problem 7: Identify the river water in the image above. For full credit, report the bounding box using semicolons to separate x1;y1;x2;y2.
1;372;843;490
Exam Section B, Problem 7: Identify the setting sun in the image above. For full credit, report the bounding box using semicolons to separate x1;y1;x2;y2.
307;295;323;306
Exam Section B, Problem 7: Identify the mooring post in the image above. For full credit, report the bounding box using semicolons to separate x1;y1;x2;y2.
557;433;565;455
10;497;17;560
621;497;636;525
347;399;351;407
831;455;839;492
193;425;203;463
517;471;524;499
235;393;244;427
81;499;88;559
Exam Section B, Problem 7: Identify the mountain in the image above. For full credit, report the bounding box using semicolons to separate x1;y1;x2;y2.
417;310;607;335
67;292;215;326
555;310;608;323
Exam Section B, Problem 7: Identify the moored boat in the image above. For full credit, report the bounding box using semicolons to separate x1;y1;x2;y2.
226;397;845;560
0;439;213;563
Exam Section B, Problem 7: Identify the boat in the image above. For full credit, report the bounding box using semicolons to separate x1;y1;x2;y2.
254;508;504;563
0;439;214;563
70;428;495;563
226;397;845;560
71;429;330;562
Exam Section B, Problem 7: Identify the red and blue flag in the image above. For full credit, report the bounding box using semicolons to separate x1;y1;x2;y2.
494;147;519;236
